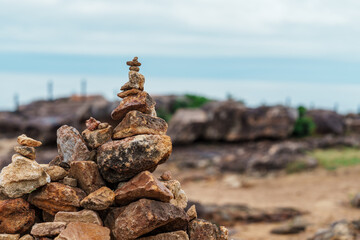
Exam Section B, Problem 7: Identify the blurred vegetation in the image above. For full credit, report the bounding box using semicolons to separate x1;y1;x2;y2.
292;106;316;137
286;160;309;174
156;94;211;122
309;147;360;170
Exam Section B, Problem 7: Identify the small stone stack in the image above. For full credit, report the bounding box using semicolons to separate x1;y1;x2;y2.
0;57;228;240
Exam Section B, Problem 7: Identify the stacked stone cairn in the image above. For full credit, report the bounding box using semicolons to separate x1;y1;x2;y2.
0;57;228;240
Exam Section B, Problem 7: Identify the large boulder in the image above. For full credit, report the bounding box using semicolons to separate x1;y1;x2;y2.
307;110;345;135
97;135;172;183
167;109;208;144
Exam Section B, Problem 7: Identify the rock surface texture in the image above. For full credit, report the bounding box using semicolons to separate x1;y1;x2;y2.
0;57;228;240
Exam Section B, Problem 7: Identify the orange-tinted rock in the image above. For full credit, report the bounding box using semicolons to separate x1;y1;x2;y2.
13;146;35;160
19;234;33;240
17;134;42;147
97;135;172;183
113;111;168;139
85;117;100;131
28;182;86;215
105;199;188;240
115;171;173;206
111;91;155;121
68;161;105;194
30;222;67;237
187;205;197;221
120;71;145;91
80;187;115;211
188;219;228;240
54;210;103;226
82;125;113;149
129;66;139;72
0;198;35;234
54;222;110;240
43;165;68;182
138;231;189;240
117;89;142;99
57;125;90;164
163;180;188;209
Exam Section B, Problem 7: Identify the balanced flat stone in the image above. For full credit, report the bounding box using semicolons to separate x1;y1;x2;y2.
126;57;141;66
113;110;168;139
30;222;67;237
115;171;173;206
0;154;50;198
17;134;42;147
129;66;140;72
111;91;155;121
57;125;90;163
97;134;172;183
80;187;115;211
28;182;86;215
54;209;103;226
82;125;113;149
68;161;105;194
0;198;35;234
54;222;110;240
105;199;188;240
14;146;36;160
117;89;141;99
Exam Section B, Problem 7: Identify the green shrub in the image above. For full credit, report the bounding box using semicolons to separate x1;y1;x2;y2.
172;94;211;112
286;160;309;174
292;106;316;137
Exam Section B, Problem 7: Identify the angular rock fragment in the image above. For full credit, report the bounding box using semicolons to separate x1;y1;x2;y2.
13;146;35;160
98;122;109;129
57;125;90;163
115;171;173;206
80;187;115;211
54;209;103;226
188;219;228;240
19;235;34;240
43;165;68;182
120;71;145;91
187;205;197;221
138;231;189;240
97;135;172;182
117;89;141;99
82;125;112;149
68;161;105;194
17;134;42;147
111;91;155;121
105;199;188;240
28;182;86;215
86;117;100;131
160;171;172;181
54;222;110;240
163;180;188;209
0;234;20;240
113;111;168;139
61;177;77;187
0;198;35;234
0;154;50;198
31;222;67;237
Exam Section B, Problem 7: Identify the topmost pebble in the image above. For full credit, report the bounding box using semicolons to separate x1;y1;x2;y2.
17;134;42;147
126;57;141;67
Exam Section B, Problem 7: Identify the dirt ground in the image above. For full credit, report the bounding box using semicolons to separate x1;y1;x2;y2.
156;164;360;240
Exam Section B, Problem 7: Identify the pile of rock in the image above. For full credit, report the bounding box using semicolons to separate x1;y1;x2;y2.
0;57;228;240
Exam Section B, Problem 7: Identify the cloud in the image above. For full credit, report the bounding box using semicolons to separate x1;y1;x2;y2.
0;0;359;58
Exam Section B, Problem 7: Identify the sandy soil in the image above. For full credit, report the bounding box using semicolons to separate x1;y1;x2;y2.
156;165;360;240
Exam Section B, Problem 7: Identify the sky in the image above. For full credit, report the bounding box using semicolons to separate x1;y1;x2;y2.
1;0;360;112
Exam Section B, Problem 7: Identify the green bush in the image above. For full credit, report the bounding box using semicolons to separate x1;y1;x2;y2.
286;160;309;174
172;94;211;112
292;106;316;137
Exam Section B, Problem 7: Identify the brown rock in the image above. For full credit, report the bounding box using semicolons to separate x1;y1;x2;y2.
28;182;86;215
138;231;189;240
85;117;100;131
105;199;188;240
120;71;145;91
57;125;90;163
115;171;173;206
81;125;113;149
54;222;110;240
187;205;197;221
80;187;115;211
0;198;35;234
163;180;188;209
111;91;155;121
117;89;142;99
188;219;228;240
0;234;20;240
43;165;68;182
30;222;67;237
160;171;172;181
126;57;141;66
98;122;109;129
97;134;172;183
68;161;105;194
19;235;34;240
129;66;139;72
54;210;103;226
13;146;35;160
17;134;42;147
0;154;50;198
61;177;77;187
112;111;168;139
